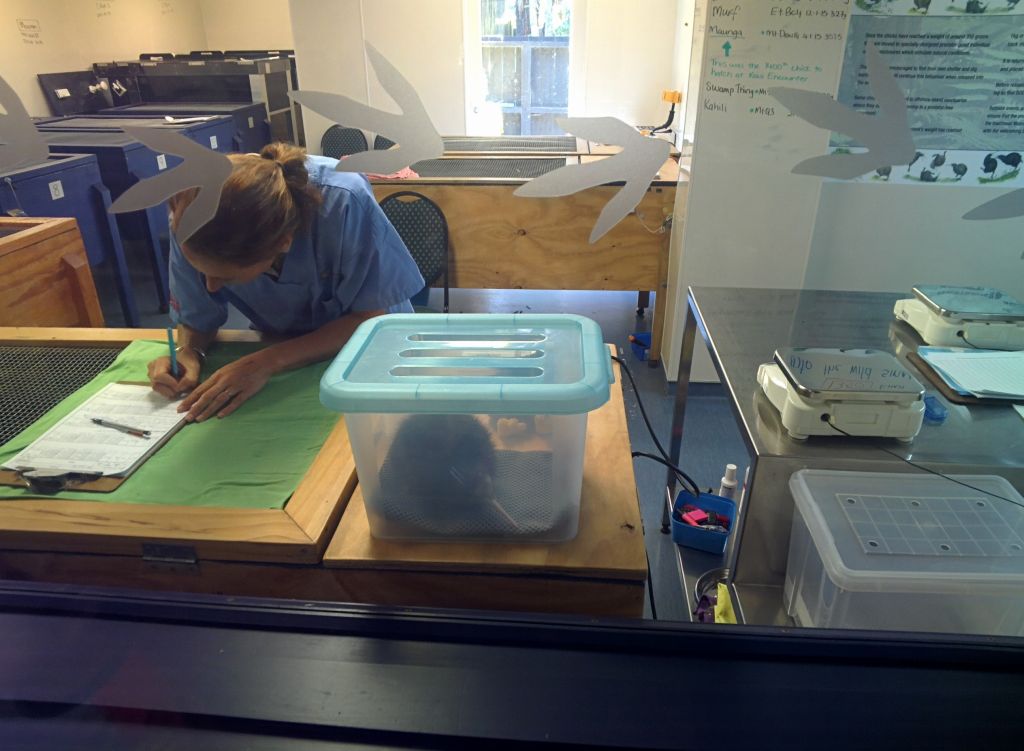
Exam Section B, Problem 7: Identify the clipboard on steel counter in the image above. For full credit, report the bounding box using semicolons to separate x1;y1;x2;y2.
908;348;1024;406
0;382;187;495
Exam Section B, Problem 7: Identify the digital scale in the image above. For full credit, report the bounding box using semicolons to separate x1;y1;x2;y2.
757;348;925;442
893;285;1024;350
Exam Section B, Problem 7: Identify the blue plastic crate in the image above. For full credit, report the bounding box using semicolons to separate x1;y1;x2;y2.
671;489;735;554
99;103;271;153
320;314;615;542
322;313;614;415
39;116;234;316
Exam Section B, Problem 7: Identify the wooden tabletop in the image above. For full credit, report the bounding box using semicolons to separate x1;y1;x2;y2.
0;327;354;564
324;348;647;581
0;327;265;345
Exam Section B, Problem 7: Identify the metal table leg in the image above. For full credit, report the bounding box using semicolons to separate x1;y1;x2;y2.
661;291;698;532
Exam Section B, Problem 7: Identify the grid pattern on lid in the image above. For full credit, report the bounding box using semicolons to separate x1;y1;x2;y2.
410;158;565;179
442;136;578;152
837;493;1024;558
0;347;121;446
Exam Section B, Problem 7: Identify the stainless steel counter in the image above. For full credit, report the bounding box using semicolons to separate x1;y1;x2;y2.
666;287;1024;625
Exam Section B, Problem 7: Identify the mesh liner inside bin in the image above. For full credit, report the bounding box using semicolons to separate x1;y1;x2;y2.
379;449;562;537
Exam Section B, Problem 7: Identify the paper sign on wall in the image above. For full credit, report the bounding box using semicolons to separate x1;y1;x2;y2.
829;7;1024;188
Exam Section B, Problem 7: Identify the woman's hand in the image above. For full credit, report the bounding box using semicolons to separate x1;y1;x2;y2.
177;351;275;422
148;349;202;400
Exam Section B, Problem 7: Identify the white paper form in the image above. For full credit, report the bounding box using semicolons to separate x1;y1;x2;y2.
919;351;1024;399
3;383;185;476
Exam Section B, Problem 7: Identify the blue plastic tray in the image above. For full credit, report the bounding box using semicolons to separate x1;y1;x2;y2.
671;490;735;554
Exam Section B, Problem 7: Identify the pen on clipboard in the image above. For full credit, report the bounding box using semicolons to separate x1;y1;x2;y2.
167;326;180;378
91;418;151;439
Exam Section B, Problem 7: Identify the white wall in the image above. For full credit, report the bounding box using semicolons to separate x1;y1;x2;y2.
573;0;678;126
362;1;465;135
681;0;706;144
289;0;465;153
805;185;1024;301
1;0;207;116
288;0;366;155
200;0;293;51
670;0;695;137
657;0;697;379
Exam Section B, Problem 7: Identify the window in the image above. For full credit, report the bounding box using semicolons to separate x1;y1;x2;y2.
479;0;571;135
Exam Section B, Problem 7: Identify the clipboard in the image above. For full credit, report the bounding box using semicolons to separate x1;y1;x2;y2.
908;352;1024;406
0;381;187;495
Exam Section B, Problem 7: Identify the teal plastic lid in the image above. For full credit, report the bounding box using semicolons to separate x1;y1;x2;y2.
320;314;613;415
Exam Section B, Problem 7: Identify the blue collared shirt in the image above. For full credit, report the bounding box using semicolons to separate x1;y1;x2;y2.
169;156;424;334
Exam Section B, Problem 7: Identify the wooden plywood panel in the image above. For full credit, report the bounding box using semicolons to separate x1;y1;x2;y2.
371;183;672;292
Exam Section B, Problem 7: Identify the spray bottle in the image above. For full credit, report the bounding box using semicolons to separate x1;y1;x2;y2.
717;463;738;500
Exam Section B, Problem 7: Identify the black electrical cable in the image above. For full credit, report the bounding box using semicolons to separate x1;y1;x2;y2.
824;416;1024;511
956;332;982;350
611;353;702;497
632;451;701;497
611;354;671;457
645;550;659;620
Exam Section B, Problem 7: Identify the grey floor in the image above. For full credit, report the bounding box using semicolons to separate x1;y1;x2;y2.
95;251;749;623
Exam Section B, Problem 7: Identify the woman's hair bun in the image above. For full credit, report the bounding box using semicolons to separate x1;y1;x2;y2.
260;142;309;186
171;142;321;265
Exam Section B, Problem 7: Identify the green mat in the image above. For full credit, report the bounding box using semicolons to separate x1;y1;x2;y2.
0;341;339;509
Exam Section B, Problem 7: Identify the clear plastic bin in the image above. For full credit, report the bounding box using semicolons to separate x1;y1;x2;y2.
320;314;612;542
785;470;1024;636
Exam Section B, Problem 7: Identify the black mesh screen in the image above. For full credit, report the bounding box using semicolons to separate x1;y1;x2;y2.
411;158;565;179
0;347;121;446
442;136;578;152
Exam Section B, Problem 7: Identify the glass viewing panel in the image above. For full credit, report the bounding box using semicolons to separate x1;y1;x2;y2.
0;0;1021;652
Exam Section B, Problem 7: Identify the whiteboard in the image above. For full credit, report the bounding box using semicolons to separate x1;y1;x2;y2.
668;0;850;380
667;0;1024;381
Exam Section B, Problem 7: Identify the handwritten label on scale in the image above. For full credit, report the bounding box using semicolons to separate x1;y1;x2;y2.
702;1;849;121
785;349;921;394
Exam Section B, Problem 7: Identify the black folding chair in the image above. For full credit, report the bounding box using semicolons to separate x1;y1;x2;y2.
379;191;450;313
321;126;368;158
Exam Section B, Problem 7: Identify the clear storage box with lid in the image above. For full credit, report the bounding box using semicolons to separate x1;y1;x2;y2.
785;470;1024;636
320;314;613;541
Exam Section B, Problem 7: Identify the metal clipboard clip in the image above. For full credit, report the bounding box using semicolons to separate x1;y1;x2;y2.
13;468;104;495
